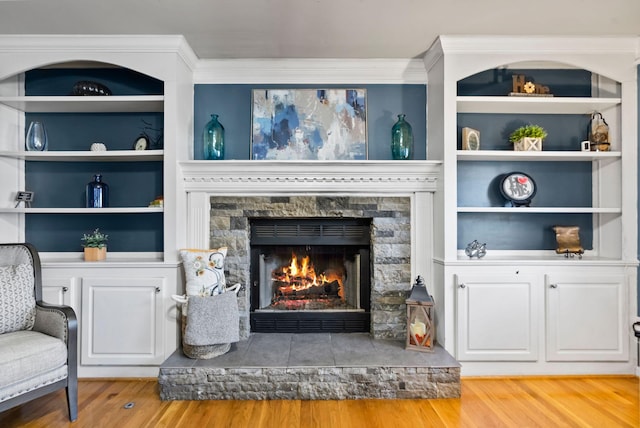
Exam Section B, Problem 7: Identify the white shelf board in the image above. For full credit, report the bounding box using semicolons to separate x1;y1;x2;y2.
456;150;621;161
0;95;164;113
0;150;163;162
456;96;621;114
0;207;163;214
457;207;621;214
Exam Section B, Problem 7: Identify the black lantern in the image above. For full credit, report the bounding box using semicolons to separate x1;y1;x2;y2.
405;275;434;352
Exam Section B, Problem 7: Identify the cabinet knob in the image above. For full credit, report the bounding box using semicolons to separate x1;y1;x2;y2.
550;284;558;289
459;283;466;289
62;286;68;293
155;287;161;294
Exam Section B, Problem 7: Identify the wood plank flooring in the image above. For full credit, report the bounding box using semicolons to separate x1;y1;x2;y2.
0;376;637;427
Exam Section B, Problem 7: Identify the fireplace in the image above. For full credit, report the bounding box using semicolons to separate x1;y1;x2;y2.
250;218;371;333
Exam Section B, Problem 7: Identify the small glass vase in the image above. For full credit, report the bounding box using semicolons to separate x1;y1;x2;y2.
25;121;48;151
391;114;413;160
203;114;225;160
86;174;109;208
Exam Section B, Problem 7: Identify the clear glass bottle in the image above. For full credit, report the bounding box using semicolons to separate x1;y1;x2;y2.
391;114;413;160
25;121;48;151
203;114;225;160
86;174;109;208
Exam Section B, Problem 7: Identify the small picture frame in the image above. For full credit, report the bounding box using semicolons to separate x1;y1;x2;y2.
581;140;591;152
14;191;34;208
461;127;480;150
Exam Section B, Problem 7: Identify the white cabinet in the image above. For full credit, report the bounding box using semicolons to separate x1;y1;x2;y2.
456;272;540;361
81;276;165;366
546;273;628;361
41;274;76;307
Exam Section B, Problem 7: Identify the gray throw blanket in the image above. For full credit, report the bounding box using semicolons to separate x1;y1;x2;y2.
184;293;239;346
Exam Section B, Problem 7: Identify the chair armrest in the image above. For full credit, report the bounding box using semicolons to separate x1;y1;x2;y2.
33;302;77;345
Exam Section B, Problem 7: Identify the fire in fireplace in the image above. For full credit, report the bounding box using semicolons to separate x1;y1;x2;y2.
250;218;371;333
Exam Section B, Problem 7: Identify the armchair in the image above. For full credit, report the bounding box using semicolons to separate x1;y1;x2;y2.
0;243;77;421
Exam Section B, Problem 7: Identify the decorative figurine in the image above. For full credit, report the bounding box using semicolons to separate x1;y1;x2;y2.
553;226;584;259
465;240;487;259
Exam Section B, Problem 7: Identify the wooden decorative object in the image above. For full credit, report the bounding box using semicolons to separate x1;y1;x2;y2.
553;226;584;259
84;247;106;261
510;74;552;97
461;127;480;150
513;137;542;151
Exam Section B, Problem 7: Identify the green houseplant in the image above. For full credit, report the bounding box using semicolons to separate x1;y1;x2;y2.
509;124;548;151
81;228;108;261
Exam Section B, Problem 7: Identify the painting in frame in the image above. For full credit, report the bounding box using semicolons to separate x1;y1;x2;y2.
251;89;367;160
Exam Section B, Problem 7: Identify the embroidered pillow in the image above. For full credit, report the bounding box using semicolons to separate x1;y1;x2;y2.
179;248;227;297
0;263;36;334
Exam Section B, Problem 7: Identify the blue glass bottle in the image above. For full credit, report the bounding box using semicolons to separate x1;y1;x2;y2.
86;174;109;208
203;114;225;160
391;114;413;160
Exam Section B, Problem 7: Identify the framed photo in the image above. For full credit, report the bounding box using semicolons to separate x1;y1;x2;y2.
581;140;591;152
251;89;367;160
461;127;480;150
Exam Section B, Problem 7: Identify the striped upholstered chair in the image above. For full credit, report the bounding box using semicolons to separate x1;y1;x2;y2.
0;243;77;421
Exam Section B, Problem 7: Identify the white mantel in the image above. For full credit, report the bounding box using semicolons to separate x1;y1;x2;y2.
178;160;442;284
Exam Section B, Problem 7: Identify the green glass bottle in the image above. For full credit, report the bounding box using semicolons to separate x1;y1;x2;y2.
203;114;225;160
391;114;413;160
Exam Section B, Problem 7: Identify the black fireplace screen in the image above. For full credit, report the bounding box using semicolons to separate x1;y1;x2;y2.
250;218;371;333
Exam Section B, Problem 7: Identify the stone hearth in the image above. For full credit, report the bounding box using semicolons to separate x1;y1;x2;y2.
159;333;460;400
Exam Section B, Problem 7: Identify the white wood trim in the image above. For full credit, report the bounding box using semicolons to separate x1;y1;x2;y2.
456;150;621;162
194;58;428;84
0;150;163;162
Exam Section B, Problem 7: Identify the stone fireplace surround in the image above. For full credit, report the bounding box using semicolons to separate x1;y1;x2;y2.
161;161;455;401
180;160;441;339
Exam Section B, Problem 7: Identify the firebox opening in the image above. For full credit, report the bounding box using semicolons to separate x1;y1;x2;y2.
250;218;371;333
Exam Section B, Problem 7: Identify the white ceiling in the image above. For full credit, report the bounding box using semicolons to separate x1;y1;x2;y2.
0;0;639;59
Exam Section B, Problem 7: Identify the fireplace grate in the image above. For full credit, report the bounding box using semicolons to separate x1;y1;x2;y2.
251;312;370;333
251;218;370;246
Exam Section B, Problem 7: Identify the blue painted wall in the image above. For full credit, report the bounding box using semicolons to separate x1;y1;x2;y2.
193;84;427;160
23;69;164;252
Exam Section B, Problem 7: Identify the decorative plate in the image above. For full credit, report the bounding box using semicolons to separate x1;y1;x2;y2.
500;171;536;207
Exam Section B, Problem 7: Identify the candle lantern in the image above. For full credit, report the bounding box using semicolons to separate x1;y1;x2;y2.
405;275;435;352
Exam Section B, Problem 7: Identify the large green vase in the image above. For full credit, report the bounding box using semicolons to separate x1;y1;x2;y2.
391;114;413;160
203;114;225;160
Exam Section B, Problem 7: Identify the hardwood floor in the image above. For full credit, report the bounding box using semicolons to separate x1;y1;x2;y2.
0;376;637;427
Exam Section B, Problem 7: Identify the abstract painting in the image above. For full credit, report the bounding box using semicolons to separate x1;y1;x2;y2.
251;89;367;160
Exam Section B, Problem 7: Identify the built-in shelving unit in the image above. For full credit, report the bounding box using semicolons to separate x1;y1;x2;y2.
424;35;637;375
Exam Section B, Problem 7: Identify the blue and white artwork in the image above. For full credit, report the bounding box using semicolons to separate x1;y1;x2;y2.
251;89;367;160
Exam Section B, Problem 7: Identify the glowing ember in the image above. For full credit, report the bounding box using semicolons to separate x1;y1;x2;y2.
272;253;344;300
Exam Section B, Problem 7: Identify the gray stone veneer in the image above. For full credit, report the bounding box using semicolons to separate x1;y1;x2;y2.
159;365;460;400
209;196;412;340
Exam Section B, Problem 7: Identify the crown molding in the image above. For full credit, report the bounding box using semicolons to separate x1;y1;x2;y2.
193;58;427;84
0;34;199;71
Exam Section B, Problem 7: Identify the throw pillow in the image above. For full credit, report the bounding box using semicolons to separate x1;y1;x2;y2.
179;248;227;297
0;263;36;334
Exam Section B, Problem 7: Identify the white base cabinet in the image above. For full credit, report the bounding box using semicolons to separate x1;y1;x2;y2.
456;273;539;361
546;273;628;361
41;262;181;377
448;264;633;374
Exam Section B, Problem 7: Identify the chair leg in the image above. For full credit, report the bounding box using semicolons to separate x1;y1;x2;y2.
66;382;78;421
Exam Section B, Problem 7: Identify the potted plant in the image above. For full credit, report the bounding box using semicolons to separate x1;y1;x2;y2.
81;228;108;261
509;124;547;151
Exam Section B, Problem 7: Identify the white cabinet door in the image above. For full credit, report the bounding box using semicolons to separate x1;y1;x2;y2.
81;276;165;365
41;274;75;307
546;273;628;361
456;273;540;361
